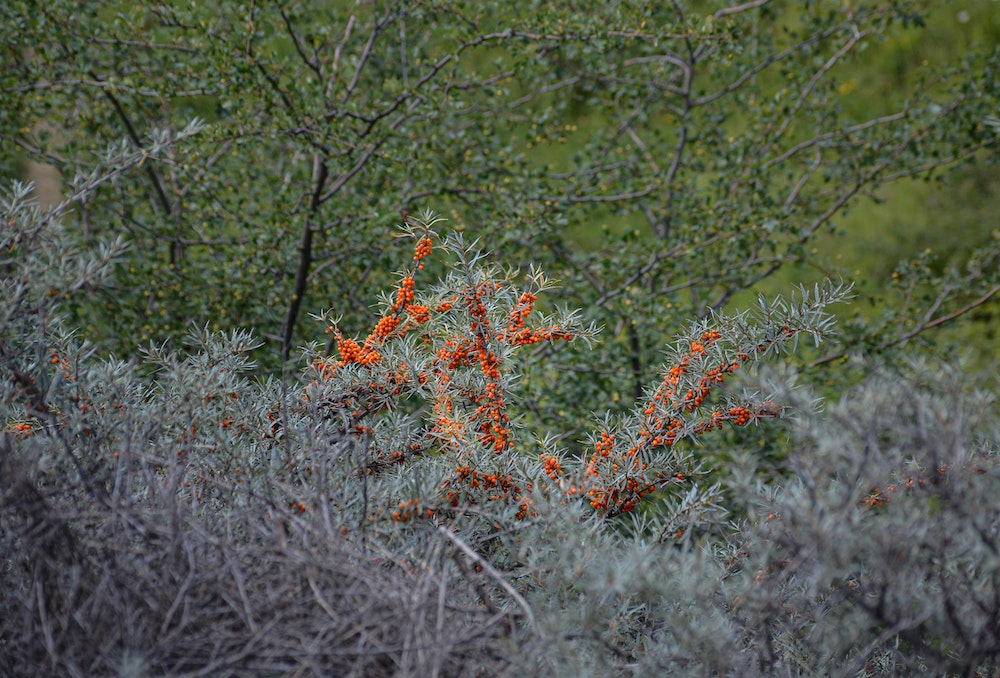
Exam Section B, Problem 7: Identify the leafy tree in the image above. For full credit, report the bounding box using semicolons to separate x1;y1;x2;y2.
2;2;996;395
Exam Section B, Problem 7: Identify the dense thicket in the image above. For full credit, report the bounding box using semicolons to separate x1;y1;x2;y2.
2;1;999;675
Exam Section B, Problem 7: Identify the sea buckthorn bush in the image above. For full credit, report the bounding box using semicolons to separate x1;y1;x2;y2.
708;359;1000;677
4;1;1000;673
5;148;999;676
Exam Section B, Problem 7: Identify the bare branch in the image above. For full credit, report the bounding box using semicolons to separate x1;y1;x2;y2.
437;526;536;630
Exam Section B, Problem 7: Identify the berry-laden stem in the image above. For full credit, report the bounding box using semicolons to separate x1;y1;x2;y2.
311;221;586;521
310;220;849;524
550;286;850;518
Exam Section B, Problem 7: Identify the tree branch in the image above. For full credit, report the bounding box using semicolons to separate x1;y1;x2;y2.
281;155;328;362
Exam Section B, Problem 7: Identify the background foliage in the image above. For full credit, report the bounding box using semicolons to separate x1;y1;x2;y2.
2;0;1000;675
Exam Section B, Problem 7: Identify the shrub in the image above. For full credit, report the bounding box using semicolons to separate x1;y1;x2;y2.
713;359;1000;676
1;179;515;676
6;153;998;676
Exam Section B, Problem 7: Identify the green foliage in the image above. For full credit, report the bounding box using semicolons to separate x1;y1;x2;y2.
2;1;997;398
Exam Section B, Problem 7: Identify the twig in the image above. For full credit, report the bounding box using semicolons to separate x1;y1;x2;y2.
810;285;1000;367
437;526;536;630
